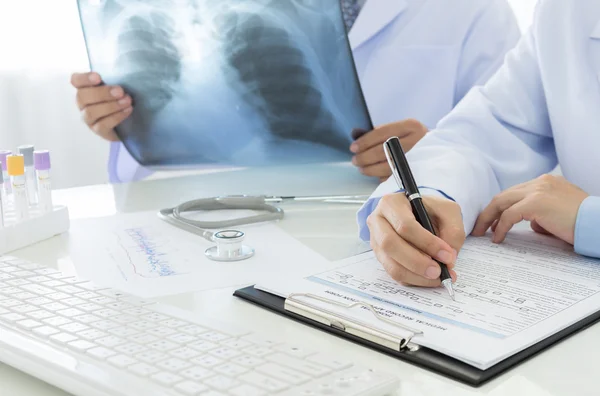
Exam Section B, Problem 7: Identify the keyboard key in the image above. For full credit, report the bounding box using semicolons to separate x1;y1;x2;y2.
57;308;84;318
160;318;188;328
47;292;71;301
120;296;154;306
11;304;38;314
95;309;119;318
43;317;72;327
191;355;223;368
129;333;158;344
0;307;8;315
21;285;54;295
73;314;101;324
229;384;267;396
202;392;227;396
77;303;103;312
204;375;239;391
104;302;131;310
266;353;331;377
214;362;248;376
89;296;116;305
98;289;127;298
96;335;126;348
26;296;53;305
111;314;137;324
198;331;230;343
77;281;107;291
241;334;283;347
156;358;191;372
108;327;139;337
136;350;168;364
1;313;26;322
306;354;353;370
256;363;311;385
174;381;209;395
222;338;253;350
239;372;288;392
123;307;150;316
129;320;156;331
232;355;266;368
209;347;242;360
189;340;218;352
92;320;121;331
179;324;207;336
16;319;43;329
13;292;37;300
107;354;138;368
148;339;179;352
147;327;177;337
0;287;23;295
13;270;35;278
0;299;21;308
62;298;87;306
41;280;65;288
170;347;200;360
50;333;78;344
75;291;100;300
76;329;107;341
141;312;169;322
166;333;197;344
128;363;159;377
274;345;316;359
181;366;214;381
115;343;147;355
6;279;30;286
27;276;51;283
60;323;89;333
33;326;60;337
151;372;183;386
56;286;84;294
68;340;97;351
41;302;68;312
87;347;117;360
242;345;274;358
35;268;60;276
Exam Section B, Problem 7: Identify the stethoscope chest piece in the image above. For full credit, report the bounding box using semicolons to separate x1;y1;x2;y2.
204;230;255;262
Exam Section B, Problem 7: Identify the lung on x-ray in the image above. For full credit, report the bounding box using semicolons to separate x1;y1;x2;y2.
77;0;372;168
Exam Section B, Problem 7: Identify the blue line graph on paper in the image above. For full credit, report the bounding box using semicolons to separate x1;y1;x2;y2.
106;226;191;280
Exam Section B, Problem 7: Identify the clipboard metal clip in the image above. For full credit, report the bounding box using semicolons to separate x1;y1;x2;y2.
285;293;423;351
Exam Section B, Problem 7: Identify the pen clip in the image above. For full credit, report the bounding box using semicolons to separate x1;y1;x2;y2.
383;139;404;190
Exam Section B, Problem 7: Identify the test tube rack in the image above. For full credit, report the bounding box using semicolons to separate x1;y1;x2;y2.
0;200;70;255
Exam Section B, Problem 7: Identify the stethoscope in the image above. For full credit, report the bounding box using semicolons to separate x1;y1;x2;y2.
158;194;368;262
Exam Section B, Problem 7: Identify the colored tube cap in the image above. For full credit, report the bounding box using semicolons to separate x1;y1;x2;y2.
17;145;35;166
0;150;11;171
7;155;25;176
34;150;51;171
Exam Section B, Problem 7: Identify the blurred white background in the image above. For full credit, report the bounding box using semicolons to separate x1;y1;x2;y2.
0;0;538;189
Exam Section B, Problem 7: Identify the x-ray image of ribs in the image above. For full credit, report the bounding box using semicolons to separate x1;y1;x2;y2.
215;1;349;151
112;7;182;117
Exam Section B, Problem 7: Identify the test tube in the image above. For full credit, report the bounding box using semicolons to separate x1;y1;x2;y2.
34;150;53;213
7;155;29;222
0;150;12;195
18;145;37;205
0;171;4;228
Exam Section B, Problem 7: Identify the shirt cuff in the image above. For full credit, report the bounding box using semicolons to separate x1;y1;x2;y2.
574;196;600;258
356;188;451;242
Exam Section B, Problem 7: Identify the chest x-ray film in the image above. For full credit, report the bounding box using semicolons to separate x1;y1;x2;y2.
77;0;372;168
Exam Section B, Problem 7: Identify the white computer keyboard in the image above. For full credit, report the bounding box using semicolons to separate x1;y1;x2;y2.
0;256;399;396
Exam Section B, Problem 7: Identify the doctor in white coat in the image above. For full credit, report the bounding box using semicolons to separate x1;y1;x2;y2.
359;0;600;288
71;0;520;183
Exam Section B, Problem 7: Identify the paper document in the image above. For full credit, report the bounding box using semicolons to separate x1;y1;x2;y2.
257;231;600;369
69;211;333;298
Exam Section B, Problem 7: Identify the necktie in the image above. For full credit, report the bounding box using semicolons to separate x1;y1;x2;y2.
341;0;362;31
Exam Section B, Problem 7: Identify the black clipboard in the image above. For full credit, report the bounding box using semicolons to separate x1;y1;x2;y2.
234;285;600;387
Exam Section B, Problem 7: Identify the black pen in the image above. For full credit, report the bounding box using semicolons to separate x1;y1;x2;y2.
383;137;455;300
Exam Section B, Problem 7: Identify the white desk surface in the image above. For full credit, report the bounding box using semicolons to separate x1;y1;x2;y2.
1;163;597;396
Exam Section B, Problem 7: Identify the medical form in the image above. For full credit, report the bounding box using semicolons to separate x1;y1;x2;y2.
256;231;600;369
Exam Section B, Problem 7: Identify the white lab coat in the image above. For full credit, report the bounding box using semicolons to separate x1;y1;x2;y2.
109;0;521;183
350;0;521;129
366;0;600;237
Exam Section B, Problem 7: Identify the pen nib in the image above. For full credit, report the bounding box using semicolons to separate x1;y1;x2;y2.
442;279;455;301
